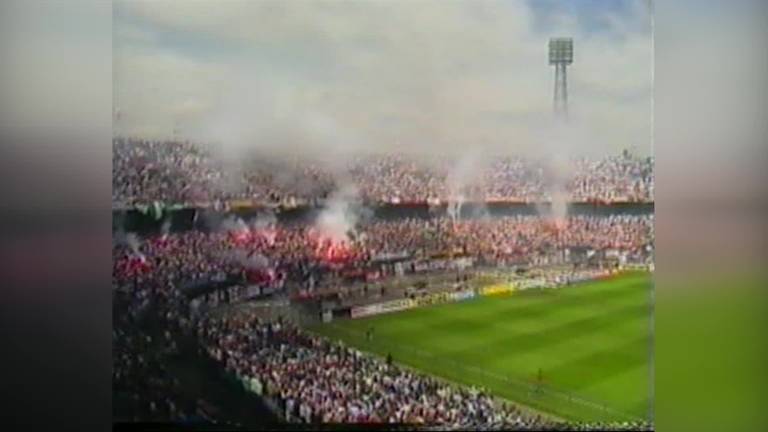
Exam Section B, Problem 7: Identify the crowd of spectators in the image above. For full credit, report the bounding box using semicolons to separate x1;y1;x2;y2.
371;215;654;263
198;314;652;429
199;313;554;428
113;215;653;293
556;421;653;431
113;138;654;207
112;314;187;422
112;262;199;422
113;210;653;428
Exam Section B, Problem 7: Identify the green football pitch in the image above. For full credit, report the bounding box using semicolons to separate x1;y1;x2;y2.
311;271;652;422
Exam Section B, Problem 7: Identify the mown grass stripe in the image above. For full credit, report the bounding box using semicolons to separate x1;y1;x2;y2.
312;272;652;422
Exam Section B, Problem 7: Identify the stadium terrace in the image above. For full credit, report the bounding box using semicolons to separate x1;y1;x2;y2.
113;138;654;209
114;210;653;429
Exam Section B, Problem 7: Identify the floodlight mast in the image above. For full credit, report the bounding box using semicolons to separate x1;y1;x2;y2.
549;38;573;120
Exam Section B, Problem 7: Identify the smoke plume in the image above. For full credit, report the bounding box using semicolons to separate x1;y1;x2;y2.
227;249;270;270
250;209;277;230
315;183;366;243
534;120;577;227
123;232;145;260
160;217;172;239
221;215;249;233
445;153;486;224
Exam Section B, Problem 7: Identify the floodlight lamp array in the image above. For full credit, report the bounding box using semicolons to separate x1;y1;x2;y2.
549;38;573;65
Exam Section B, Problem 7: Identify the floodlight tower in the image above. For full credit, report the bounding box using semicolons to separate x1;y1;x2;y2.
549;37;573;119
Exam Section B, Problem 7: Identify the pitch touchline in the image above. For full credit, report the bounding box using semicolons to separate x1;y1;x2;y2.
322;322;645;422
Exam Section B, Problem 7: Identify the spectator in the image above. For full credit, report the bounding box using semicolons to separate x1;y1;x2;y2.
113;138;654;207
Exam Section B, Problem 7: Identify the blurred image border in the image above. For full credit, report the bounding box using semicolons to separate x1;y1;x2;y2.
0;1;766;431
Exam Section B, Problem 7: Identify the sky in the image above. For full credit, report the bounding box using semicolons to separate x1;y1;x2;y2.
113;0;652;159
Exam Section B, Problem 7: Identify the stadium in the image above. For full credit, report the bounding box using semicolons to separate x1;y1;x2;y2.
113;159;654;429
113;1;653;430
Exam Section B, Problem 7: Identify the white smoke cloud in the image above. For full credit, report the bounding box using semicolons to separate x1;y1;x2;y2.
124;232;145;259
314;183;365;243
113;0;652;159
223;249;271;270
160;217;172;239
112;1;651;222
529;118;584;224
250;209;277;230
195;209;225;232
445;152;487;223
220;215;249;233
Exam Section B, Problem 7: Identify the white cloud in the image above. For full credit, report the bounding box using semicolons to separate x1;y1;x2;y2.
114;0;652;158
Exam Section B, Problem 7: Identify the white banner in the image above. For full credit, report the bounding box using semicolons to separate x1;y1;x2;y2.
350;304;380;319
451;289;476;301
350;290;476;319
351;298;415;319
